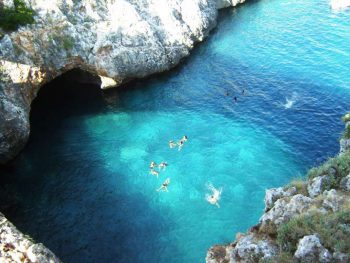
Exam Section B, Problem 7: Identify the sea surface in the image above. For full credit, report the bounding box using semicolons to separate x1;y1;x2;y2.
1;0;350;262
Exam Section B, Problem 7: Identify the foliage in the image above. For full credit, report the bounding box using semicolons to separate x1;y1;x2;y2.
288;179;308;196
276;210;350;254
342;113;350;123
307;152;350;187
342;125;350;139
49;34;75;51
0;0;35;31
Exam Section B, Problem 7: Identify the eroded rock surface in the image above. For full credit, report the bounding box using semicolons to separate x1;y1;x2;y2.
0;212;61;263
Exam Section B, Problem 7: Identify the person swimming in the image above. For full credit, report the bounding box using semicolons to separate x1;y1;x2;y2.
157;178;170;192
158;161;168;171
181;135;188;142
169;141;177;149
205;183;222;208
234;96;237;102
150;161;157;169
177;140;184;151
150;169;159;178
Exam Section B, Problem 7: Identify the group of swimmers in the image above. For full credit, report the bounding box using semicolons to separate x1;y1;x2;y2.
226;89;246;103
149;135;222;207
169;135;188;151
149;136;188;192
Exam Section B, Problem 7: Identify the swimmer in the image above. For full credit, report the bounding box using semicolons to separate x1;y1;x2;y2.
234;96;237;102
177;140;184;151
150;161;157;169
169;140;177;149
242;89;245;95
158;161;168;171
150;169;159;178
205;183;222;208
180;135;188;143
157;178;170;192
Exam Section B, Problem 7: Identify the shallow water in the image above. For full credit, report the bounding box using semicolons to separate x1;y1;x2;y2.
1;0;350;262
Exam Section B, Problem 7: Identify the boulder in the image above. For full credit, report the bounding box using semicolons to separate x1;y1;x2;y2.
260;194;312;227
230;234;277;262
339;174;350;191
264;186;296;212
307;175;331;198
294;234;332;263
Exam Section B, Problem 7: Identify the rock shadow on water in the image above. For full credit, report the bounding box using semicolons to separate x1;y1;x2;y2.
0;72;179;263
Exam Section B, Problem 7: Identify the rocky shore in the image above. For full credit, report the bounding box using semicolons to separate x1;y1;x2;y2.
206;118;350;263
0;0;244;164
0;212;60;262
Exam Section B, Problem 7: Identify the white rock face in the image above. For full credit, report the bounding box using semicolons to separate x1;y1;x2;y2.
307;175;331;198
340;174;350;191
230;234;277;262
294;235;332;263
260;194;312;227
0;0;246;163
340;138;350;154
0;213;60;263
264;186;296;211
322;189;345;212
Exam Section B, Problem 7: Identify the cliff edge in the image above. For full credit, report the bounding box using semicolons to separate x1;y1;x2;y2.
206;116;350;263
0;0;244;164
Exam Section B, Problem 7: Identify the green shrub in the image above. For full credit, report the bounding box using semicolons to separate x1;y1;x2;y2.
342;113;350;123
277;210;350;254
62;36;74;50
307;152;350;184
342;125;350;139
0;0;35;31
288;179;308;196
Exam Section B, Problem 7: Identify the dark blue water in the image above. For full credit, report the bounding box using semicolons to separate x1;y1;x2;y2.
1;0;350;262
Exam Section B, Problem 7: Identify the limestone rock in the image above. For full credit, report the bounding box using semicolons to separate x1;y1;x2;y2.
340;138;350;154
0;0;246;164
260;194;312;227
322;189;344;212
230;234;277;262
264;186;296;212
0;212;61;262
294;234;332;263
340;174;350;191
307;175;331;198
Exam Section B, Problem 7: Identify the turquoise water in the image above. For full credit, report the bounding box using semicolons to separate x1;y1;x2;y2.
1;0;350;262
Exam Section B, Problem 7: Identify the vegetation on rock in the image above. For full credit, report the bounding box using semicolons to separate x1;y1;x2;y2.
0;0;35;31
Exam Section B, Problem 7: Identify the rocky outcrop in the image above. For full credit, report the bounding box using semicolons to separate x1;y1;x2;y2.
207;118;350;263
0;0;245;164
294;234;332;263
0;212;61;262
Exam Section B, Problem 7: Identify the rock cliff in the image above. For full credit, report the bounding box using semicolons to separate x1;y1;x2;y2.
0;0;244;164
0;212;61;262
206;118;350;263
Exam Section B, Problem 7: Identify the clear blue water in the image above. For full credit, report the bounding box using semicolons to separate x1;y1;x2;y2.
1;0;350;262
